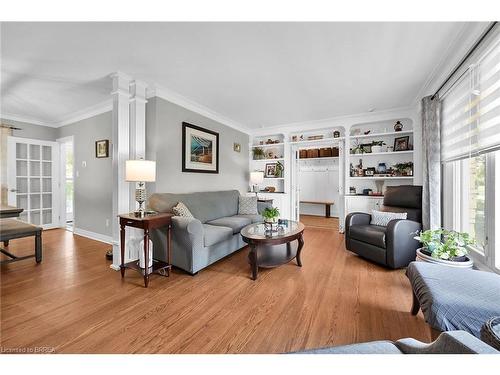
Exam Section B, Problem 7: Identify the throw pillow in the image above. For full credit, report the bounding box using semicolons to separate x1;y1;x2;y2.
238;195;258;215
172;201;194;218
370;210;407;227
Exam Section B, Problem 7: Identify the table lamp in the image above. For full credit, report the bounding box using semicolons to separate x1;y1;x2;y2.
250;171;264;194
126;159;156;217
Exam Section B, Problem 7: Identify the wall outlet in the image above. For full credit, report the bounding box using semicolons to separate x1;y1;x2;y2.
82;161;87;168
105;219;110;227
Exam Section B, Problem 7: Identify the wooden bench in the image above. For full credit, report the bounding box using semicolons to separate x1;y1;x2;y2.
0;219;42;264
300;201;334;218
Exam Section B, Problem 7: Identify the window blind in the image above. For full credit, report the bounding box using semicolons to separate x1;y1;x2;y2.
441;32;500;162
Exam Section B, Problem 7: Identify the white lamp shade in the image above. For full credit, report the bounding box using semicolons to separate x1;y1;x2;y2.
125;160;156;182
250;171;264;184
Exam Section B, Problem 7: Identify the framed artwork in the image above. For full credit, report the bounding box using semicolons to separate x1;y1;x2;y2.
233;143;241;153
264;163;277;178
95;139;109;158
182;122;219;173
394;136;410;151
364;167;376;176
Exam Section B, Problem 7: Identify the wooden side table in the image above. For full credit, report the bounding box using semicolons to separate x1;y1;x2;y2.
119;212;173;287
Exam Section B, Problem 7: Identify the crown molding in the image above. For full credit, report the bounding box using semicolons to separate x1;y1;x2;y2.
250;105;417;136
55;99;112;127
148;86;251;134
0;112;57;128
413;22;491;104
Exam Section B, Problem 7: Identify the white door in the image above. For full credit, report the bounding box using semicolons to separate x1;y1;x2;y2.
7;136;60;229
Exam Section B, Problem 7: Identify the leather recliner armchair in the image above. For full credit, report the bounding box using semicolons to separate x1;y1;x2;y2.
345;185;423;269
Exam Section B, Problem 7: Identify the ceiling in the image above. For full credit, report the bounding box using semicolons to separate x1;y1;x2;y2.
0;22;486;129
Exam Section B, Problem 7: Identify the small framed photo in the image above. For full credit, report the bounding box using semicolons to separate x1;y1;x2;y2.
394;136;410;151
95;139;109;158
233;143;241;153
364;167;376;176
264;163;277;178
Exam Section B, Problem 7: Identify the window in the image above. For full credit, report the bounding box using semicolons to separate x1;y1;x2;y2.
441;25;500;272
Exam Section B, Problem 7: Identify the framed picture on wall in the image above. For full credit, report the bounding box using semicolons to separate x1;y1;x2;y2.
95;139;109;158
182;122;219;173
394;136;410;151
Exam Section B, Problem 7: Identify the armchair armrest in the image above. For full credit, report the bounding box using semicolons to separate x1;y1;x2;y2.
395;331;499;354
344;212;371;250
385;219;422;268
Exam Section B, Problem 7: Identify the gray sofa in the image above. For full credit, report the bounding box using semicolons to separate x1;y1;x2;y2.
148;190;268;274
296;331;498;354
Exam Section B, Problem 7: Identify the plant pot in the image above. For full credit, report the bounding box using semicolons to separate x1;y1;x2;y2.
416;248;473;269
371;145;383;153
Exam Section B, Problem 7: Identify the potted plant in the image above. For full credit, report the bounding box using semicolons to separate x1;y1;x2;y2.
371;140;386;153
392;162;413;176
253;147;265;160
413;229;475;269
262;206;280;223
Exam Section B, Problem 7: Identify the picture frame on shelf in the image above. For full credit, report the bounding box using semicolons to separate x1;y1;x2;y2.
364;167;376;176
394;136;410;151
264;163;277;178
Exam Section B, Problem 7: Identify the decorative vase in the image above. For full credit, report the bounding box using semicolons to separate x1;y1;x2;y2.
416;248;473;269
139;238;154;269
394;121;403;132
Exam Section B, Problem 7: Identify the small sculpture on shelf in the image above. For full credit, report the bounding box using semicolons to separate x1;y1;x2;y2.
253;147;265;160
394;120;403;132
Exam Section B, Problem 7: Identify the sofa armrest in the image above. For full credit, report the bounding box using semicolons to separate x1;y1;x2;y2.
385;219;422;268
395;331;499;354
344;213;371;250
171;216;204;250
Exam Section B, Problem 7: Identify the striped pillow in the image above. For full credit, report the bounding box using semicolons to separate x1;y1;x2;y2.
172;201;194;218
370;210;407;227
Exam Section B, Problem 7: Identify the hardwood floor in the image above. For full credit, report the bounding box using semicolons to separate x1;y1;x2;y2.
0;227;430;354
300;214;338;230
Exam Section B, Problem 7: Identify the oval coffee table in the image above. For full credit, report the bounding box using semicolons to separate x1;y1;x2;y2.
240;221;305;280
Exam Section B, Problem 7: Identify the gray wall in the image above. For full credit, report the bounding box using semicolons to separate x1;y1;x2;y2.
146;97;249;195
58;112;113;237
1;118;58;141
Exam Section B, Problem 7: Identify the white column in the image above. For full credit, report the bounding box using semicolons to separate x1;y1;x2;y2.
127;80;148;262
110;72;131;270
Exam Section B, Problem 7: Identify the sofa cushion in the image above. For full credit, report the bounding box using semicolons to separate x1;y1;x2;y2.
207;216;252;234
233;214;262;224
148;190;240;223
238;195;258;215
349;224;386;248
370;210;407;227
172;201;194;218
203;224;233;247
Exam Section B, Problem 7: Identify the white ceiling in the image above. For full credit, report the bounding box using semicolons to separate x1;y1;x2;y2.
0;22;487;129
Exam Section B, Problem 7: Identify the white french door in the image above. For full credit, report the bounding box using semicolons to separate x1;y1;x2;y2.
7;136;60;229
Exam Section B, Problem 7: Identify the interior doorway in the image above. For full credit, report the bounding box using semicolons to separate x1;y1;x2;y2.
58;136;74;232
291;141;344;231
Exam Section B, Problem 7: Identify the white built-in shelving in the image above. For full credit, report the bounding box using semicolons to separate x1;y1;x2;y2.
349;150;413;157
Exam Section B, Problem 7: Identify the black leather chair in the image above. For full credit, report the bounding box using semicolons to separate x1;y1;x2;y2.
345;185;422;269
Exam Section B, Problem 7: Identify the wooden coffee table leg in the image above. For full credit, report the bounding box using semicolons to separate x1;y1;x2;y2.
296;234;304;267
248;243;258;280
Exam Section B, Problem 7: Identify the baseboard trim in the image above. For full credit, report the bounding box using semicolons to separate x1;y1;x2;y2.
73;227;113;244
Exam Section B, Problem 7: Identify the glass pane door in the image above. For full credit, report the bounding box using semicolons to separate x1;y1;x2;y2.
8;137;59;229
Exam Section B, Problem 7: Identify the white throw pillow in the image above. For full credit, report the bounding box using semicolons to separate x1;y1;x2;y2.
172;201;194;218
370;210;407;227
238;195;258;215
